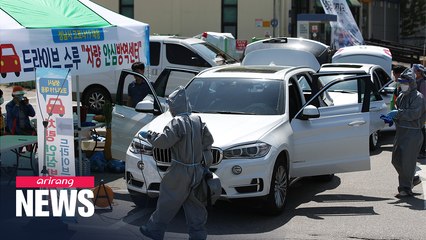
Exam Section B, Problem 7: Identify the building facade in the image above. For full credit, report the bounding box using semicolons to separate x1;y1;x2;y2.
92;0;424;50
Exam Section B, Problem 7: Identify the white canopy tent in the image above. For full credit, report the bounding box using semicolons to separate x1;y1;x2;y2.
0;0;150;175
0;0;149;83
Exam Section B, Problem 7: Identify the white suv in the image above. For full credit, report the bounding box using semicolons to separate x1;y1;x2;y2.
125;64;373;214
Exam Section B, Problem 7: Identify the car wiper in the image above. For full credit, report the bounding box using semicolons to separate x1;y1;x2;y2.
191;110;200;113
204;111;253;115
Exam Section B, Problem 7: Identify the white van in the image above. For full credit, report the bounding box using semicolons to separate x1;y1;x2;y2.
73;36;238;113
332;45;393;76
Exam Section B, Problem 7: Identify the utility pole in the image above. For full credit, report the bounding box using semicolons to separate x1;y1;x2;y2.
273;0;276;37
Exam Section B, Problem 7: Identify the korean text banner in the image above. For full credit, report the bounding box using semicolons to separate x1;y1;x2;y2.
0;27;148;84
320;0;364;50
36;68;75;176
0;0;150;84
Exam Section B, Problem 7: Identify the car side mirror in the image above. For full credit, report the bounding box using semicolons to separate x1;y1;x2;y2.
381;86;395;95
135;100;161;115
301;105;320;120
135;100;153;112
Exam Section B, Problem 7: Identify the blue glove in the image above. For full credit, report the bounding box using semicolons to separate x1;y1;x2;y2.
387;110;398;119
139;130;157;139
380;114;394;127
139;131;149;139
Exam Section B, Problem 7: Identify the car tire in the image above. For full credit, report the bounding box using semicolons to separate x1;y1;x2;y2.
128;189;155;208
369;131;379;151
1;73;6;78
83;86;111;114
263;159;288;215
15;72;20;77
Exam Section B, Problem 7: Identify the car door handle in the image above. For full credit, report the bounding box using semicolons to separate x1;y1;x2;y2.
369;107;383;112
113;112;125;118
348;120;367;127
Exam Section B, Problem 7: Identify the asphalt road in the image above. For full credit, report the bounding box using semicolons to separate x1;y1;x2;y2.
1;132;425;240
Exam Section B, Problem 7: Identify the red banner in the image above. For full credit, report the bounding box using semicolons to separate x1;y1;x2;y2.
16;176;94;188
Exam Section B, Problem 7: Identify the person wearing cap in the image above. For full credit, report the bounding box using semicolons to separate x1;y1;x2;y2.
383;70;426;197
0;88;4;135
413;64;426;158
5;86;35;135
139;86;214;240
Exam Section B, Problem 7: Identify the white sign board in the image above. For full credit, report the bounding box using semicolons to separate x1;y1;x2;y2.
36;68;75;176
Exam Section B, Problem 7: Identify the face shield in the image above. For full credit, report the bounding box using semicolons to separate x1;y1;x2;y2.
398;71;416;94
399;83;409;93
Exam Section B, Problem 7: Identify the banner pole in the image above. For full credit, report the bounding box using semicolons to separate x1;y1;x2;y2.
76;75;82;176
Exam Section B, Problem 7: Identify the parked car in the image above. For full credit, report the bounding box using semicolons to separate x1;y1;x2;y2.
125;64;373;214
74;36;238;114
243;48;390;151
111;68;199;160
331;45;395;132
332;45;393;76
317;63;393;149
243;37;332;65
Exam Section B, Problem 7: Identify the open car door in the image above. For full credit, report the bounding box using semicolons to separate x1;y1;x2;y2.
111;68;198;160
290;75;373;177
111;70;164;160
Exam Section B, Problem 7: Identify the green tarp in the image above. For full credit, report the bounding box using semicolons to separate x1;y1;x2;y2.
0;0;111;28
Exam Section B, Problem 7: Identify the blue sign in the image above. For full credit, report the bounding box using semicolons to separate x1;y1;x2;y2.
271;19;278;28
52;28;105;43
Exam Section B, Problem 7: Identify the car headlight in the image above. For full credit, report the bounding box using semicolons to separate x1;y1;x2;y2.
129;137;153;155
223;142;271;159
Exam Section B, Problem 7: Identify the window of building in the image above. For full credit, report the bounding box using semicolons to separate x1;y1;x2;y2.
120;0;134;19
222;0;238;38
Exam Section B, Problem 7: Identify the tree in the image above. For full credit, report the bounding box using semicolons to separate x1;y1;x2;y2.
400;0;426;37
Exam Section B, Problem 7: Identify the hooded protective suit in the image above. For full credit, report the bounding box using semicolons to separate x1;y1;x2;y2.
141;86;214;240
392;71;426;195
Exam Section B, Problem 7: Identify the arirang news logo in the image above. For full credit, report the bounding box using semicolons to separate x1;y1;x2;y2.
15;176;95;217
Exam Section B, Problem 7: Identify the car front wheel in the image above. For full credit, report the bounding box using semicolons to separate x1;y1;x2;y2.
263;160;288;215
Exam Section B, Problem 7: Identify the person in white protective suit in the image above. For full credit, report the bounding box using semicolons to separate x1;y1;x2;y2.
386;70;426;197
139;86;214;240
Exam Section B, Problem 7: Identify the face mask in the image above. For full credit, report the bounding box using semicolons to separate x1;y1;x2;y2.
400;84;409;92
0;97;3;105
14;95;24;101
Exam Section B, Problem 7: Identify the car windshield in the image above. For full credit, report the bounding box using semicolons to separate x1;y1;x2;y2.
186;77;285;115
191;43;238;64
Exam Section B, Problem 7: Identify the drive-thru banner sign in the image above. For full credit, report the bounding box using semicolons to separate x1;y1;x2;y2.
36;68;75;176
0;0;150;84
319;0;364;49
